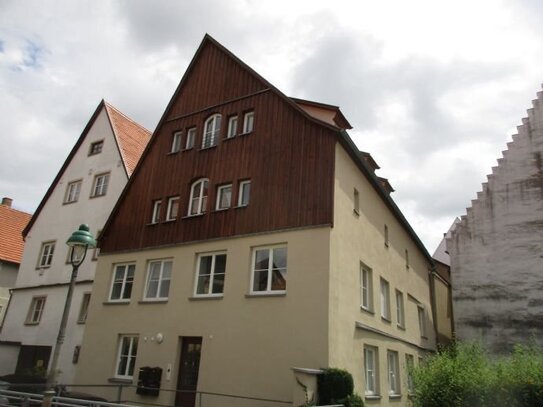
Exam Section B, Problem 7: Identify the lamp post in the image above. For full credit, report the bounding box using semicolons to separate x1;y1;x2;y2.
46;224;96;389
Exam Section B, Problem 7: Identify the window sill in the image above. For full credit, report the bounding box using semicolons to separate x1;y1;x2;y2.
234;205;248;210
103;300;130;305
182;213;205;219
35;266;51;271
212;208;230;213
146;222;160;226
62;200;78;206
108;378;133;384
163;219;177;223
360;306;374;315
397;324;406;330
199;145;218;151
238;131;253;137
139;299;169;304
353;209;360;217
89;194;106;199
166;151;180;156
189;295;224;301
389;394;402;399
381;316;392;323
245;292;286;298
222;136;236;141
24;321;40;326
77;320;86;325
364;394;381;400
384;242;389;248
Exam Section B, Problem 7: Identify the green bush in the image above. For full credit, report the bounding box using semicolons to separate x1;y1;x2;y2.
317;368;354;405
345;393;364;407
412;342;543;407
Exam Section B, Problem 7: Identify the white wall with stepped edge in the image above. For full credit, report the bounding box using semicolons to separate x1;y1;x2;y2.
447;87;543;353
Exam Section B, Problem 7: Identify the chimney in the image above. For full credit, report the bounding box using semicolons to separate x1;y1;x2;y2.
2;197;13;207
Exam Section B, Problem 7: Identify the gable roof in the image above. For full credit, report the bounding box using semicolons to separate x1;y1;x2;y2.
23;100;151;236
0;201;32;264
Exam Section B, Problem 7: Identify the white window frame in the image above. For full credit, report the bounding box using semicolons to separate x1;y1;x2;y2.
151;200;162;224
88;140;103;156
109;263;136;302
78;293;91;324
188;178;208;216
396;290;405;328
242;111;254;133
202;114;221;148
64;180;82;204
216;184;232;210
238;180;251;207
364;346;378;396
115;335;138;379
26;296;46;324
91;173;110;197
360;264;373;312
227;116;238;138
380;278;391;320
38;241;55;268
250;245;287;294
166;196;180;221
144;260;172;300
387;350;400;395
194;252;227;297
418;305;427;338
406;354;415;394
185;127;196;149
171;131;182;153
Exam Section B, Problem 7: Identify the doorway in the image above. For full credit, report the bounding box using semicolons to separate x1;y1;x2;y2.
175;337;202;407
15;345;52;375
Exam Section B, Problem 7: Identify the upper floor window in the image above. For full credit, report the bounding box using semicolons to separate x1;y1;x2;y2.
238;180;251;207
78;293;91;324
418;305;427;338
91;173;110;197
186;128;196;150
144;260;172;300
88;140;103;156
353;188;360;215
405;249;410;269
166;196;180;221
115;335;138;379
216;184;232;210
384;224;389;247
194;252;227;296
227;116;238;138
202;114;221;148
109;263;135;302
242;111;254;133
360;264;373;312
396;290;405;328
171;131;182;153
189;178;208;216
380;278;391;321
251;246;287;294
38;241;55;268
26;296;46;325
151;200;162;224
64;180;82;204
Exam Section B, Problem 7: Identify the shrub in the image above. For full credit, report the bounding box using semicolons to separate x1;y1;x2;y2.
317;368;354;405
345;393;364;407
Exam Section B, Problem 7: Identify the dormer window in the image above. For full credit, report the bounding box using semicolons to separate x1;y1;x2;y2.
202;114;221;148
242;111;254;134
186;128;196;149
89;140;104;156
189;178;209;216
171;131;182;153
227;116;238;138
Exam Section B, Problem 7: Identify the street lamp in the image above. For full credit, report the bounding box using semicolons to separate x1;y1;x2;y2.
46;224;96;389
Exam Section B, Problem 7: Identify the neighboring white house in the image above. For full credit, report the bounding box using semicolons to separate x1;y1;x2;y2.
0;100;150;380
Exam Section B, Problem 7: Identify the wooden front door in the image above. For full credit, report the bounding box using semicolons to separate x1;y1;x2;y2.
175;337;202;407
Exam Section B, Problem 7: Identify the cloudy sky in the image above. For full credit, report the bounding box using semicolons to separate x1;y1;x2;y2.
1;0;542;252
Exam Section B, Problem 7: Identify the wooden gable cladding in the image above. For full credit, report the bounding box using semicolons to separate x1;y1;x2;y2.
100;89;337;253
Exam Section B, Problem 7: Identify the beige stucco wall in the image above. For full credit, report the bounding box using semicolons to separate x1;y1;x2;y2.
75;227;331;406
329;145;436;406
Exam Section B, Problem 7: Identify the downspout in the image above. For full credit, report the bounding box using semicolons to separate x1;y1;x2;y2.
428;263;439;350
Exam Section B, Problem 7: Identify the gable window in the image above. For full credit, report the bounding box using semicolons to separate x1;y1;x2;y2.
354;188;360;215
216;184;232;210
186;127;196;150
78;293;91;324
109;263;135;301
396;290;405;328
387;350;400;396
360;264;373;312
115;335;138;379
171;131;182;153
26;296;46;324
242;111;254;133
418;306;427;338
88;140;103;156
189;178;208;216
364;346;378;396
251;246;287;294
238;180;251;207
151;200;162;224
227;116;238;138
91;173;110;197
144;260;172;300
195;252;227;296
38;241;55;268
166;196;180;221
64;180;82;204
380;278;391;321
202;114;221;148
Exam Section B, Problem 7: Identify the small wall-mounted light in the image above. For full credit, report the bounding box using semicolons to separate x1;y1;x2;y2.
156;333;164;344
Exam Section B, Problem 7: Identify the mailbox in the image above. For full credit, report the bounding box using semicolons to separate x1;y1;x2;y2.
136;366;162;396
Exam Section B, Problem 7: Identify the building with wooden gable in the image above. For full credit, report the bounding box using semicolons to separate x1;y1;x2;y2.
0;101;150;381
75;36;448;406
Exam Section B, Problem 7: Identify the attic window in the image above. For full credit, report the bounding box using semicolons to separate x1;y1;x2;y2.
89;140;104;156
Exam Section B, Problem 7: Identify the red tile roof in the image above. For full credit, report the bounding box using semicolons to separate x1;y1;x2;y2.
0;202;32;264
105;103;152;176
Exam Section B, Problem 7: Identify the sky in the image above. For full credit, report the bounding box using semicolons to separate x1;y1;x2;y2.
1;0;542;253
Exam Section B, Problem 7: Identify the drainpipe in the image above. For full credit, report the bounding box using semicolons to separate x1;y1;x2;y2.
428;263;439;350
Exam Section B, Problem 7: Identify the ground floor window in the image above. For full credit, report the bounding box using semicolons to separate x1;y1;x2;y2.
115;335;138;379
364;346;378;396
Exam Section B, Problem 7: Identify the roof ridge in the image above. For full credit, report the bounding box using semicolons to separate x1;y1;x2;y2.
104;101;151;135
